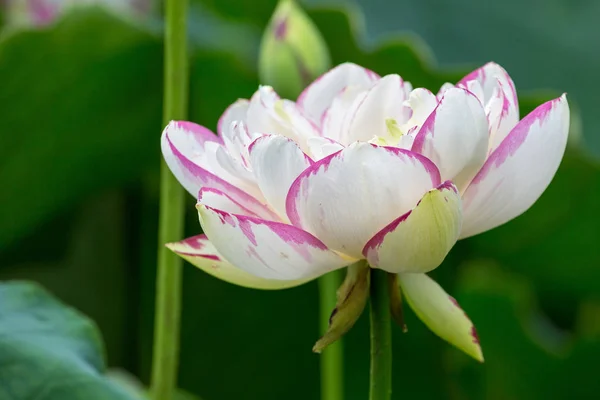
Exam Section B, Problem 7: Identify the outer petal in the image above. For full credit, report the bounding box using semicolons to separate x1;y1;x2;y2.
297;62;380;124
343;74;409;144
217;99;249;137
286;143;441;258
198;205;355;280
249;135;312;220
163;120;222;150
398;273;484;362
363;181;462;273
412;88;489;190
460;95;570;238
166;235;312;290
161;122;275;219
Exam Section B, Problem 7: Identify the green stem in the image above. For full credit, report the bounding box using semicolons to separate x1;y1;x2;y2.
318;271;344;400
369;269;392;400
150;0;189;398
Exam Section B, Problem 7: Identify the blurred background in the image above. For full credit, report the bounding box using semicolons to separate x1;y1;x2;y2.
0;0;599;399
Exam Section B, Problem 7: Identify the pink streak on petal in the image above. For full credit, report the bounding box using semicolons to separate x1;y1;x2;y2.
449;295;460;307
362;208;412;265
381;145;441;185
411;108;437;153
198;187;262;218
437;180;459;194
166;132;277;220
238;219;257;246
470;96;560;186
285;145;441;228
471;326;480;344
458;64;487;87
274;17;288;40
29;0;60;26
412;88;480;153
211;207;236;226
204;206;331;264
285;148;344;227
361;180;455;262
173;120;223;145
180;234;209;250
176;251;220;261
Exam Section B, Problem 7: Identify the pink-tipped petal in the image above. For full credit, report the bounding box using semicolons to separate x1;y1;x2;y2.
486;79;520;152
398;273;484;362
412;88;489;190
286;142;441;258
217;99;249;137
166;235;312;290
343;74;410;144
460;95;570;238
248;135;312;220
363;181;462;273
197;205;356;280
458;62;518;108
458;62;519;151
298;63;380;125
164;121;223;149
161;122;275;219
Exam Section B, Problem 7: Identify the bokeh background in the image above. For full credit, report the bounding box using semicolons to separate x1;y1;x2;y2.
1;0;599;399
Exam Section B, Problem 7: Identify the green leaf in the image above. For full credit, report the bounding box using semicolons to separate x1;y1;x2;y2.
0;8;162;250
449;263;600;399
0;281;138;399
349;0;600;156
466;147;600;298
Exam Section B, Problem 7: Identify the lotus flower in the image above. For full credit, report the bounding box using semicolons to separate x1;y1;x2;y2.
161;62;569;361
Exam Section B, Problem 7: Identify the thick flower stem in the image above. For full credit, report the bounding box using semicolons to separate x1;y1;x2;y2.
318;271;344;400
369;269;392;400
150;0;189;398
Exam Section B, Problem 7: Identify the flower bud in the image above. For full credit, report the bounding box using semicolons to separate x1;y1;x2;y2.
313;261;370;353
258;0;331;99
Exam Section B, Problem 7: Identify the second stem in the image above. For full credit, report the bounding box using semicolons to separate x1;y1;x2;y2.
369;269;392;400
319;271;344;400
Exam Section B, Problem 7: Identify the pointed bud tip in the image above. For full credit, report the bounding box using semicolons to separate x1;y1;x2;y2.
259;0;331;98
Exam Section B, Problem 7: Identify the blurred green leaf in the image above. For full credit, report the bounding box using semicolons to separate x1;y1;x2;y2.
0;191;133;368
449;262;600;399
0;281;138;399
466;148;600;299
0;7;162;250
347;0;600;156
